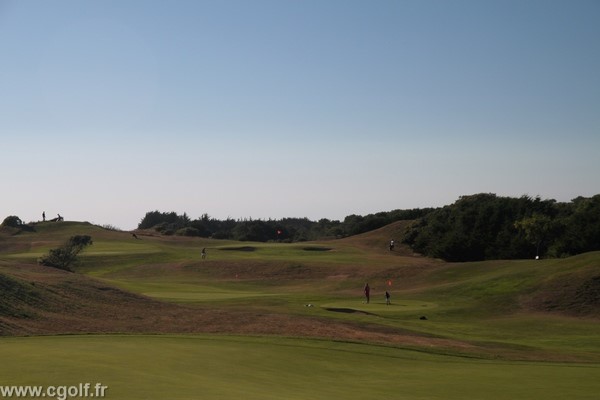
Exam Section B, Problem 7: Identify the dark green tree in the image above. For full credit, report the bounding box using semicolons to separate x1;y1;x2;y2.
550;195;600;256
514;214;555;259
403;194;558;261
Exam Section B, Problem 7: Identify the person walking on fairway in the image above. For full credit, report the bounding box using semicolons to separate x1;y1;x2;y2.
364;283;370;304
385;290;391;305
201;248;207;260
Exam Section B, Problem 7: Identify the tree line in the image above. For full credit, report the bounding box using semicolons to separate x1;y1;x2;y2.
137;208;433;242
3;193;598;262
402;193;600;261
137;193;600;261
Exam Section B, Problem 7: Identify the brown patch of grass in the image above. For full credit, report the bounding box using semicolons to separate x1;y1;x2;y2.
524;272;600;318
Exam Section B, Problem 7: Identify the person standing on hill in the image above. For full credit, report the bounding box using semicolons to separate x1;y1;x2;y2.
42;211;45;222
385;290;391;305
364;283;370;304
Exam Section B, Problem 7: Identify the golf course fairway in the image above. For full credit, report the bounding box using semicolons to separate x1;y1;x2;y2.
2;221;599;399
2;335;598;400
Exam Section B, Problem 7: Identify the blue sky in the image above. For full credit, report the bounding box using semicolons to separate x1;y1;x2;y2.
1;0;599;230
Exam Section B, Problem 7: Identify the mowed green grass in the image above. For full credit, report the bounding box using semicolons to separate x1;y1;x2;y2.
78;241;599;361
1;335;598;400
2;223;599;360
2;221;599;399
125;282;278;302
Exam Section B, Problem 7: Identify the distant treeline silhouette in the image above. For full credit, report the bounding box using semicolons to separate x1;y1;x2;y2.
403;193;600;261
137;208;433;243
137;193;600;261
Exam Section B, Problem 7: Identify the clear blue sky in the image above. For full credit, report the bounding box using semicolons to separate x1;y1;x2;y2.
1;0;599;230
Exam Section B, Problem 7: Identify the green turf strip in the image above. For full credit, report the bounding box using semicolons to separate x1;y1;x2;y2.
1;335;598;400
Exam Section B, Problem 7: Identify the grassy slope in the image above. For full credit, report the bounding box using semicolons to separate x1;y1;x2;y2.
0;221;598;362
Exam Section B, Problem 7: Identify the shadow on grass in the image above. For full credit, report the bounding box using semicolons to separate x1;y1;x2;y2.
218;246;257;252
324;307;377;316
302;247;332;252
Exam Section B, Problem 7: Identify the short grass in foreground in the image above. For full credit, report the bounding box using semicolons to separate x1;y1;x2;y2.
1;335;598;400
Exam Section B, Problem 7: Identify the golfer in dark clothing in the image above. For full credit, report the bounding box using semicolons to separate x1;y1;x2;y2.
364;283;370;304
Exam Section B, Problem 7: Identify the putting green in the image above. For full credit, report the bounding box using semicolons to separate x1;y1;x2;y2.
0;335;597;400
322;299;437;314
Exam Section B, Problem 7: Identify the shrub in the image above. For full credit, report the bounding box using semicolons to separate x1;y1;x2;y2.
2;216;22;228
39;235;93;271
175;227;201;237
